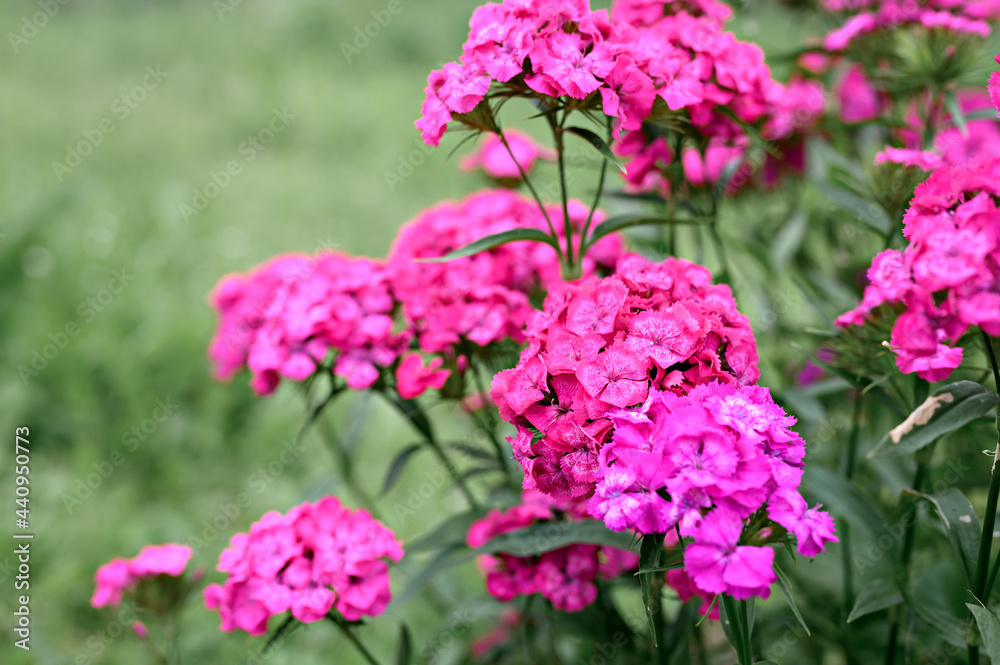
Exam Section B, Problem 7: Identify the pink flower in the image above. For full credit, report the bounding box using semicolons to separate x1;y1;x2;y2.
684;508;775;600
768;490;838;558
577;345;649;408
875;147;945;171
91;544;193;609
837;65;882;124
395;353;451;399
204;497;403;634
467;491;638;612
460;130;554;180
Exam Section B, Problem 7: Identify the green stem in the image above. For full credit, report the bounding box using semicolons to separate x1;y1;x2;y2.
577;119;611;263
470;361;517;491
721;594;750;665
495;127;561;260
383;392;479;509
550;113;575;275
842;394;862;665
328;614;384;665
970;332;1000;665
316;417;384;521
887;449;933;665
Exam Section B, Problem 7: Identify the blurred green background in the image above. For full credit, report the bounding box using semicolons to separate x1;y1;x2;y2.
5;1;991;663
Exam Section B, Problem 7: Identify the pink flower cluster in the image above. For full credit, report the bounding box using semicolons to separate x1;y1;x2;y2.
492;253;759;502
822;0;1000;51
466;490;639;611
209;252;407;395
416;0;654;146
92;544;193;608
589;382;836;599
387;188;623;355
837;156;1000;380
610;5;824;196
459;129;554;180
203;497;404;635
873;91;1000;171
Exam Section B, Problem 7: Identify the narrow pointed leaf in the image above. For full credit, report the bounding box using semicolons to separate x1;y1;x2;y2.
407;508;492;552
473;519;634;557
909;597;965;647
384;390;436;442
847;577;902;622
907;488;981;589
639;533;665;646
585;214;710;249
415;228;558;263
565;126;626;173
945;91;968;137
380;444;424;496
774;564;811;634
396;623;413;665
967;604;1000;661
869;381;999;458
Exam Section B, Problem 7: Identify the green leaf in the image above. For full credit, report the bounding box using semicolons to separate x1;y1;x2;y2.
847;577;902;623
774;564;811;634
585;213;710;249
415;228;558;263
395;623;412;665
945;91;969;137
869;381;1000;458
565;125;626;173
473;520;634;557
909;597;966;647
384;391;435;442
802;466;889;543
407;508;492;552
380;444;424;496
391;544;468;607
811;179;890;235
450;442;498;465
908;488;981;589
967;604;1000;661
634;561;684;574
639;533;665;646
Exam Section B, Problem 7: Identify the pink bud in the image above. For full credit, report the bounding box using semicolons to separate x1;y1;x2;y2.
132;621;149;639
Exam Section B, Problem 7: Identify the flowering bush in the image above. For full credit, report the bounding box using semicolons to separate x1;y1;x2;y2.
88;1;1000;664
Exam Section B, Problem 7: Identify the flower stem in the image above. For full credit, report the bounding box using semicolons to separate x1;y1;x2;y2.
969;332;1000;664
578;141;608;264
721;594;751;665
328;614;383;665
841;393;862;665
550;113;575;275
495;127;561;261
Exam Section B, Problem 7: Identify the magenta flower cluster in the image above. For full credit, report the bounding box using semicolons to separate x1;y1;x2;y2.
209;252;406;395
92;543;193;608
209;188;623;397
610;2;824;197
386;188;623;355
821;0;1000;51
492;253;759;502
459;129;555;181
203;497;404;635
837;155;1000;380
590;382;836;599
466;490;639;611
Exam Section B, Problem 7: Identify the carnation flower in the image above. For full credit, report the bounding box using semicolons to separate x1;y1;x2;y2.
203;497;403;635
837;156;1000;380
493;253;759;502
466;490;638;611
92;544;193;608
586;381;836;602
209;252;408;395
459;129;555;180
386;189;624;356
